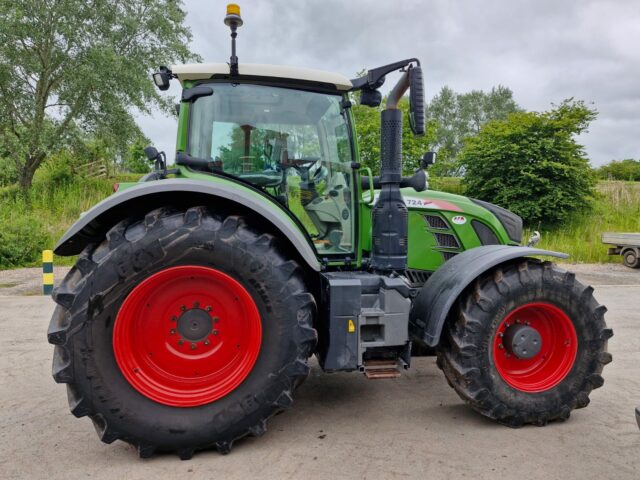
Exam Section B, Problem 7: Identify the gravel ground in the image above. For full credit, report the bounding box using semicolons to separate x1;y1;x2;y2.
0;263;638;479
0;266;71;296
0;262;637;296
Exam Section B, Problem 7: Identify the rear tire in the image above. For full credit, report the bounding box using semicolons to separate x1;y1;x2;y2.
437;260;612;427
47;206;317;457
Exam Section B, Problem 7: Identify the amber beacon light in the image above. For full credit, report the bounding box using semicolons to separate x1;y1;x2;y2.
224;4;243;75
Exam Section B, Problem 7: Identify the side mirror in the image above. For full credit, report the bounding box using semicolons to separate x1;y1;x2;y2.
421;151;436;168
144;146;159;161
181;85;214;102
408;66;425;136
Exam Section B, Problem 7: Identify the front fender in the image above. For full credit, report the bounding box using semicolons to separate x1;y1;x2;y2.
54;178;321;272
409;245;569;346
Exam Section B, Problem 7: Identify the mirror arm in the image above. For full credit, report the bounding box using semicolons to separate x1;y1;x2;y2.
350;58;420;90
386;70;410;110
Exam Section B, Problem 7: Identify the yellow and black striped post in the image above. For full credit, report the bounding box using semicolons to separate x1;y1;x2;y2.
43;250;54;295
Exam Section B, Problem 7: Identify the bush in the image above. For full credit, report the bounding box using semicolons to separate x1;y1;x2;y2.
0;211;49;268
34;150;79;187
459;100;596;227
0;157;18;187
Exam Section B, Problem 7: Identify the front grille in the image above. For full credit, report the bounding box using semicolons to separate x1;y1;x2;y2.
403;269;431;287
423;214;448;230
433;232;460;249
441;251;458;262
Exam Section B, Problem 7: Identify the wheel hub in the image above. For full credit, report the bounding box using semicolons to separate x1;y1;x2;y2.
113;265;262;407
493;302;577;393
177;307;213;342
503;324;542;359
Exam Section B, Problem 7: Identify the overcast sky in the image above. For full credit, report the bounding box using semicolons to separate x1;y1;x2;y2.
138;0;640;167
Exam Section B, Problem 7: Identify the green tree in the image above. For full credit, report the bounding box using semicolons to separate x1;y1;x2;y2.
597;159;640;181
0;0;197;189
428;85;520;176
459;99;597;227
122;138;152;174
352;97;436;175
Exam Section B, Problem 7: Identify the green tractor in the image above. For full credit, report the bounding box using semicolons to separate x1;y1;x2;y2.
48;5;612;459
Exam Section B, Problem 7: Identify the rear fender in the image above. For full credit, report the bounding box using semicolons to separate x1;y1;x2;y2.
409;245;569;346
54;179;321;272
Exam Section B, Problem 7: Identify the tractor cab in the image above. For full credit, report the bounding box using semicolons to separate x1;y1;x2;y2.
172;71;357;254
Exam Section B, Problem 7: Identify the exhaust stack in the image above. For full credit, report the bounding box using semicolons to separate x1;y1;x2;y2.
370;71;410;272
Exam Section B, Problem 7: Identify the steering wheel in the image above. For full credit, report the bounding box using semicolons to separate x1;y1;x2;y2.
280;156;322;181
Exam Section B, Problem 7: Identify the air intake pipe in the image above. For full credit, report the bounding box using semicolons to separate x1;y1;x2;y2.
370;70;411;272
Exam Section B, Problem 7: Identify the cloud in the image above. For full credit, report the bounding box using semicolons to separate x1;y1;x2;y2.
136;0;640;166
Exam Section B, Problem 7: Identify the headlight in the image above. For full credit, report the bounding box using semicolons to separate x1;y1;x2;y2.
152;66;172;91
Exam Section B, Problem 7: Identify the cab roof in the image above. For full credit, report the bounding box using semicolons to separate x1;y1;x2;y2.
171;63;353;91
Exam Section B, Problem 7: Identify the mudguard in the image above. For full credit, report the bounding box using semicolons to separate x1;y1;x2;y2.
409;245;569;347
54;178;321;271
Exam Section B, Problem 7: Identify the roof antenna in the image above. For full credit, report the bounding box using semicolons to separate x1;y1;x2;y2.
224;4;243;76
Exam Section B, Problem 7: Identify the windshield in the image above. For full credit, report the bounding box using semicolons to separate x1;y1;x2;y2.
188;82;355;255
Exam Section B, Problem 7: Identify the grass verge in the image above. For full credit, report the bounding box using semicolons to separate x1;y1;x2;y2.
535;181;640;263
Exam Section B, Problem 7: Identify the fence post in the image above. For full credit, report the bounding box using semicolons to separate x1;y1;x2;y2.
43;250;54;295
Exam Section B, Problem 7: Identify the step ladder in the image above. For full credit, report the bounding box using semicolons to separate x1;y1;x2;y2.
362;359;402;379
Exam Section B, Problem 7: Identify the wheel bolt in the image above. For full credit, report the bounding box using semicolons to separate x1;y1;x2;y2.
498;344;504;349
180;305;186;311
171;316;177;322
204;340;210;346
213;316;220;323
190;343;197;350
525;321;530;326
498;332;504;338
205;306;212;312
212;329;219;336
178;340;184;345
516;319;521;324
194;301;200;308
170;329;176;335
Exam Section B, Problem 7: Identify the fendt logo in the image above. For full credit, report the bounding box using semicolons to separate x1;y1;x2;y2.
452;215;467;225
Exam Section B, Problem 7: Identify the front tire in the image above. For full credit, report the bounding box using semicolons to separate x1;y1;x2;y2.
437;260;612;427
47;206;317;457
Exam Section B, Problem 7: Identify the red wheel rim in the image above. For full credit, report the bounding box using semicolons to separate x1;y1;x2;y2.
113;266;262;407
493;302;577;393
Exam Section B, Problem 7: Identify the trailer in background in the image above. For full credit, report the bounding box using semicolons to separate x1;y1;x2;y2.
602;232;640;268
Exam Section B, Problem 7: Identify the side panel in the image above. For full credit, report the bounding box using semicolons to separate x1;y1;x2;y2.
409;245;569;347
54;178;321;272
360;187;515;272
